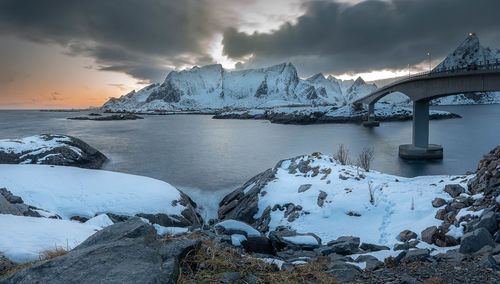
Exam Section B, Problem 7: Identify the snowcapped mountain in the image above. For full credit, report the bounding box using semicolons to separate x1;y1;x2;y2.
102;63;374;112
431;33;500;105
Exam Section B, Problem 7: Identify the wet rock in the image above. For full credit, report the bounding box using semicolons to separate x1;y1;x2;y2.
444;184;466;198
460;227;495;254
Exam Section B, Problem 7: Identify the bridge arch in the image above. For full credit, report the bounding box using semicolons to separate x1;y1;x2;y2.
355;67;500;159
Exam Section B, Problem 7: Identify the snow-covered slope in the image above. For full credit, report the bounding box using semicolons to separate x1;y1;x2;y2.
0;164;189;219
103;63;375;112
219;153;470;247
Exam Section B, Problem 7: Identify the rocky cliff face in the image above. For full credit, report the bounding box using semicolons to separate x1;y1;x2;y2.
102;63;375;112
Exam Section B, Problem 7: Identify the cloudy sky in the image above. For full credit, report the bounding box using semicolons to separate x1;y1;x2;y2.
0;0;499;109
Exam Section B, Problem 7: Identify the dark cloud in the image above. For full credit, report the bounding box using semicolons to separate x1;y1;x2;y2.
0;0;220;82
223;0;500;76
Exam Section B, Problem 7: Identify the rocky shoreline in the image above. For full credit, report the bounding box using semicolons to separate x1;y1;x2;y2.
213;105;461;125
0;136;499;283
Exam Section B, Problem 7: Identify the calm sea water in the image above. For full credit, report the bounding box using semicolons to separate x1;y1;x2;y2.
0;105;499;201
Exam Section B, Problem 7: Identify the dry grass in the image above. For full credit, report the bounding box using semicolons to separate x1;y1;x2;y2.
178;239;339;284
334;144;350;166
424;277;443;284
0;247;69;278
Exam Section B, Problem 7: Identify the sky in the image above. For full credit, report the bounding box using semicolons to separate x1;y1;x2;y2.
0;0;499;109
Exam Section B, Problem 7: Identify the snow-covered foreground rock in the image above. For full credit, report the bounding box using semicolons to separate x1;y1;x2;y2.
0;164;201;226
218;153;469;247
214;103;460;124
0;134;107;169
0;214;100;262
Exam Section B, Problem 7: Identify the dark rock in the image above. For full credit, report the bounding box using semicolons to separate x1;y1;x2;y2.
326;236;360;255
394;242;411;251
355;254;379;263
421;226;438;244
365;258;384;271
474;210;498;234
479;253;500;270
0;192;22;216
393;250;407;264
434;249;466;262
219;272;242;283
68;113;143;121
444;184;466;198
360;242;390;252
137;191;202;228
432;197;446;208
2;218;201;284
400;273;420;284
218;168;277;231
298;184;312;193
317;190;327;207
403;249;430;262
0;188;23;204
241;236;274;255
0;134;108;169
70;216;89;223
244;274;259;284
0;253;15;276
326;261;362;281
459;227;495;254
435;209;446;220
399;230;417;242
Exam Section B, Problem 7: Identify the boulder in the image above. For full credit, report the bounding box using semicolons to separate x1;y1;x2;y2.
0;135;108;169
218;168;277;231
317;190;328;207
399;230;417;242
474;210;498;234
298;184;312;193
403;249;431;262
325;236;360;255
0;192;22;216
459;227;495;254
444;184;465;198
432;197;446;208
421;226;438;244
359;242;389;252
326;261;362;281
2;218;201;284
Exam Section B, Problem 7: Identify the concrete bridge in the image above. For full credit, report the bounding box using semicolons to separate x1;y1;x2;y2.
355;61;500;159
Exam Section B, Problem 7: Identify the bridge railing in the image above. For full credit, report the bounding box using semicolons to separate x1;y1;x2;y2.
386;59;500;87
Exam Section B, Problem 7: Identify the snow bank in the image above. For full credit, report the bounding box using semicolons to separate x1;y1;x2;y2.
0;164;186;219
0;214;100;263
216;219;261;237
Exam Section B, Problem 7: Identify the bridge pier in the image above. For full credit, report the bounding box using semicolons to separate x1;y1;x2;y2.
362;102;380;127
399;100;443;159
